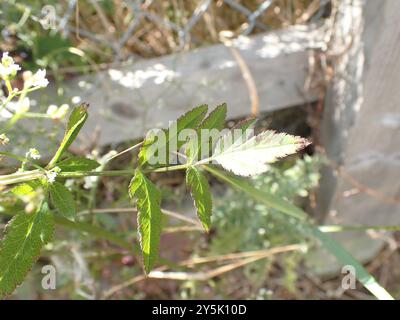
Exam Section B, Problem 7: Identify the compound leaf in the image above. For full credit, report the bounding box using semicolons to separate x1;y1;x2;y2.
139;104;208;167
199;103;227;132
187;103;227;162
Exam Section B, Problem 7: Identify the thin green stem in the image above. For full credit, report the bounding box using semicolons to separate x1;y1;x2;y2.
5;80;13;96
106;142;143;163
148;163;190;173
58;170;136;179
0;152;45;171
0;91;17;113
0;170;44;185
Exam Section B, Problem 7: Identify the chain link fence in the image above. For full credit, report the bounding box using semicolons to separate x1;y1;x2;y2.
1;0;331;63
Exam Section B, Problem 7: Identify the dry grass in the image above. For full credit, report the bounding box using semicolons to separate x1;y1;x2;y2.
69;0;320;60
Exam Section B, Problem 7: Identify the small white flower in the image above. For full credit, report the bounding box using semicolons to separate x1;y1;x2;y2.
0;52;21;79
0;133;9;145
0;97;30;120
46;103;69;120
25;69;49;88
71;96;81;104
46;104;58;116
46;171;58;184
257;228;266;236
83;176;96;189
17;97;30;114
57;104;70;118
26;148;41;160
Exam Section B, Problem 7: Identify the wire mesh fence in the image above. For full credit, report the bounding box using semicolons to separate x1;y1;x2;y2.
1;0;331;63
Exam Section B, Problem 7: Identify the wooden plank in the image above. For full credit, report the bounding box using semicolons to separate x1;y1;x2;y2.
50;24;324;146
312;0;400;275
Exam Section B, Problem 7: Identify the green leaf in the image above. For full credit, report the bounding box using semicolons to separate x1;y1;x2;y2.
10;181;43;196
11;183;34;196
49;182;76;220
47;103;89;168
213;130;310;176
0;203;54;298
204;166;394;300
57;157;100;172
186;167;212;232
199;103;227;131
187;103;227;162
129;170;162;273
138;104;208;167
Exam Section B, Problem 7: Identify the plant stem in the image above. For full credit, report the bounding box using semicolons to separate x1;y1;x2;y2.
0;163;192;186
0;170;44;185
106;141;143;163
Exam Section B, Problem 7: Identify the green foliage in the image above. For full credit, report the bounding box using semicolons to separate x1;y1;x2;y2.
0;202;54;298
186;167;212;232
187;103;227;162
129;170;162;273
11;182;36;196
49;182;76;220
211;155;321;254
0;102;393;300
47;103;89;168
138;104;208;167
56;157;101;172
204;165;394;300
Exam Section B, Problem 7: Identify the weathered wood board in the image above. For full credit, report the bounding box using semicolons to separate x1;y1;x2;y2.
43;25;323;146
311;0;400;275
321;0;400;227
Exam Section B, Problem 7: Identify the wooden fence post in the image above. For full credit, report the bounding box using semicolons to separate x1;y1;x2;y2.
315;0;400;273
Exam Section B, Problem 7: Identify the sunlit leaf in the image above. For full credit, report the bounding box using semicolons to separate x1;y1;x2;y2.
186;167;212;232
212;130;310;176
139;104;208;167
187;103;227;162
0;203;54;299
129;170;162;273
47;103;89;168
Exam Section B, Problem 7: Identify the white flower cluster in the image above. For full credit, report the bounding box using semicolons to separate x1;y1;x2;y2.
45;167;61;184
0;97;30;119
46;171;58;184
23;69;49;88
46;104;70;120
25;148;41;160
0;133;9;145
0;52;49;88
0;52;21;80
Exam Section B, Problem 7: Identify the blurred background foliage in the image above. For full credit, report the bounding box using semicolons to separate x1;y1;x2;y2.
2;0;374;300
